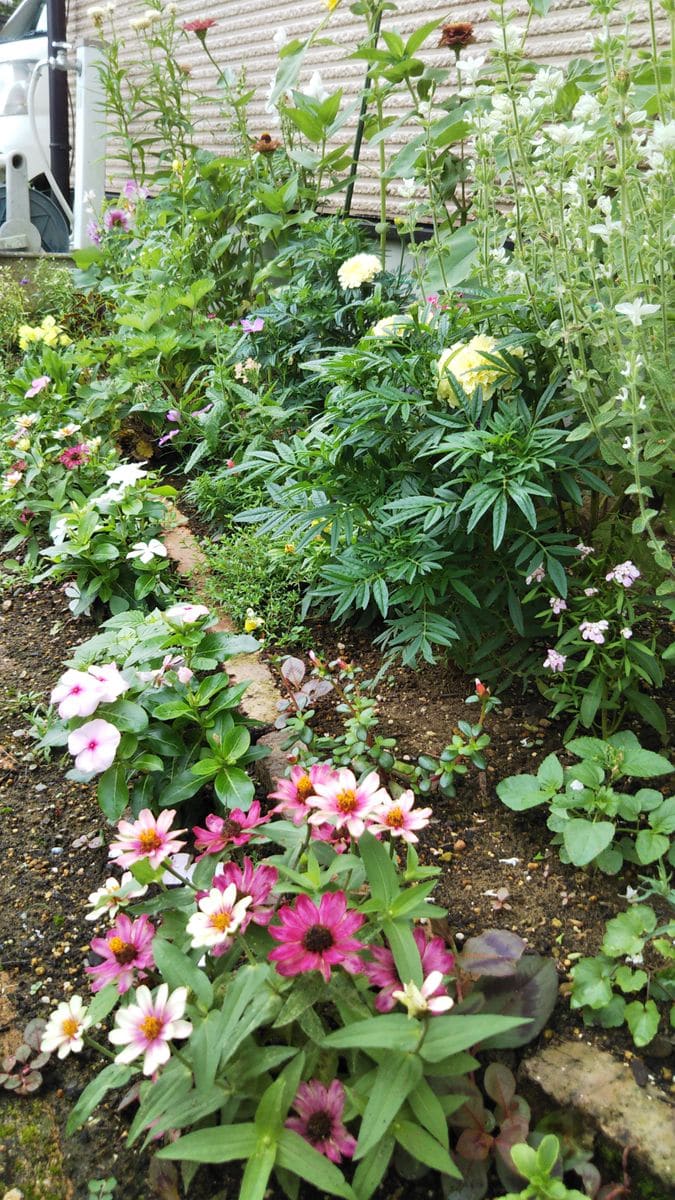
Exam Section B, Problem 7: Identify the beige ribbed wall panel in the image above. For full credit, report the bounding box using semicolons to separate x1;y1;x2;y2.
68;1;666;216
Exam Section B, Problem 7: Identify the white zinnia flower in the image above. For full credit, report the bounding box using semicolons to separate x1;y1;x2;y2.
106;462;148;487
41;996;90;1058
337;253;382;289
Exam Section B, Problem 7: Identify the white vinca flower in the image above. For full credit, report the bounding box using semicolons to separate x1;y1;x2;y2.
126;538;168;564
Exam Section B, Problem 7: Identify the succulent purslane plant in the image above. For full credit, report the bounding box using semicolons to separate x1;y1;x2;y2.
0;1019;50;1095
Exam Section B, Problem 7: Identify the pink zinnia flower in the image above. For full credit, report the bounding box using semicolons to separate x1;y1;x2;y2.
210;857;278;927
268;891;365;983
103;207;131;231
269;763;337;825
19;507;35;524
192;803;267;859
366;789;432;843
25;374;50;399
59;443;91;470
286;1080;356;1163
86;913;155;993
109;983;192;1076
87;219;102;245
363;927;454;1013
310;822;351;854
308;768;389;838
51;668;104;718
186;883;252;955
183;17;216;32
110;809;187;870
122;179;150;201
68;719;121;774
87;662;130;703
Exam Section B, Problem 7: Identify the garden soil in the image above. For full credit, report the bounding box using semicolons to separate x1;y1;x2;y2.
0;580;672;1199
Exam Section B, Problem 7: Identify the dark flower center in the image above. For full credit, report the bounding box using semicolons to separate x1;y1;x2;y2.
221;818;242;838
302;924;334;953
306;1111;333;1141
109;937;137;965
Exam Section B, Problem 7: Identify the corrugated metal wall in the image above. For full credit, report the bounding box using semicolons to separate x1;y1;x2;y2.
68;0;666;216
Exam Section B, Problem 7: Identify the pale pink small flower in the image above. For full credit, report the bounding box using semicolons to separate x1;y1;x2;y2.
579;619;609;644
605;560;640;587
186;883;252;954
576;543;594;559
41;995;90;1057
51;668;104;718
549;597;567;615
163;602;210;627
110;809;187;870
25;374;50;399
87;662;130;703
68;719;121;773
367;789;432;843
621;627;633;639
269;762;337;824
308;768;389;838
543;648;566;672
584;587;599;596
526;565;545;585
109;984;192;1076
392;971;455;1018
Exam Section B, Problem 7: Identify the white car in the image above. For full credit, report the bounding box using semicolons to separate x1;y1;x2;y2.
0;0;50;184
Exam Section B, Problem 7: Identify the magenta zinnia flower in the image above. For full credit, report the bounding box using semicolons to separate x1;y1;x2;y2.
268;891;365;983
103;207;131;231
269;762;337;825
366;789;432;843
59;443;91;469
109;984;192;1076
110;809;187;870
210;857;278;927
286;1080;356;1163
363;927;454;1013
308;768;389;838
86;913;155;994
192;803;267;859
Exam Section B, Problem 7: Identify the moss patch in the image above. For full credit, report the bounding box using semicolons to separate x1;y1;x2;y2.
0;1095;72;1199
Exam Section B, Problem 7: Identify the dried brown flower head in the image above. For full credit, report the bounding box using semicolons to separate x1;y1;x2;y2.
438;23;475;50
253;132;281;154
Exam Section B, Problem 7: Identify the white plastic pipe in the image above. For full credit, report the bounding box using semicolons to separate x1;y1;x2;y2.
72;42;107;250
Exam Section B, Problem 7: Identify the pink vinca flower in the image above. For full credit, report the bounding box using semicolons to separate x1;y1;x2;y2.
286;1080;356;1163
367;789;432;843
163;602;210;627
41;995;90;1058
210;857;278;927
192;803;267;859
25;374;50;399
308;768;389;838
269;762;337;824
363;927;454;1013
109;984;192;1076
269;891;365;983
51;668;104;719
86;913;155;994
186;883;252;955
110;809;187;870
87;662;130;703
68;719;121;774
137;654;193;687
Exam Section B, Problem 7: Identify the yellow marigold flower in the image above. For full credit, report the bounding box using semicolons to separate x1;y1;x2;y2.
326;0;342;10
284;543;296;554
19;315;70;351
436;335;523;404
244;607;263;633
337;253;382;290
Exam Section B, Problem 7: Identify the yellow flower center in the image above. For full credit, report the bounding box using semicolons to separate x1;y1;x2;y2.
336;789;357;813
140;1015;163;1040
385;806;404;828
139;829;162;852
296;775;314;800
109;936;125;954
210;912;232;933
61;1017;79;1038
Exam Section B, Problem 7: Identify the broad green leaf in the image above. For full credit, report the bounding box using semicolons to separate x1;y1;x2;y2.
323;1014;422;1053
570;957;614;1009
419;1015;526;1062
66;1063;135;1134
240;1141;277;1200
355;1054;423;1160
214;765;255;810
496;775;548;812
277;1129;356;1198
97;764;129;822
157;1122;258;1162
352;1134;394;1200
86;983;120;1027
562;819;615;866
152;938;213;1009
408;1078;449;1148
394;1119;461;1178
635;829;669;865
359;831;399;906
625;999;660;1047
601;906;657;958
536;754;563;792
381;918;423;988
107;699;149;733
